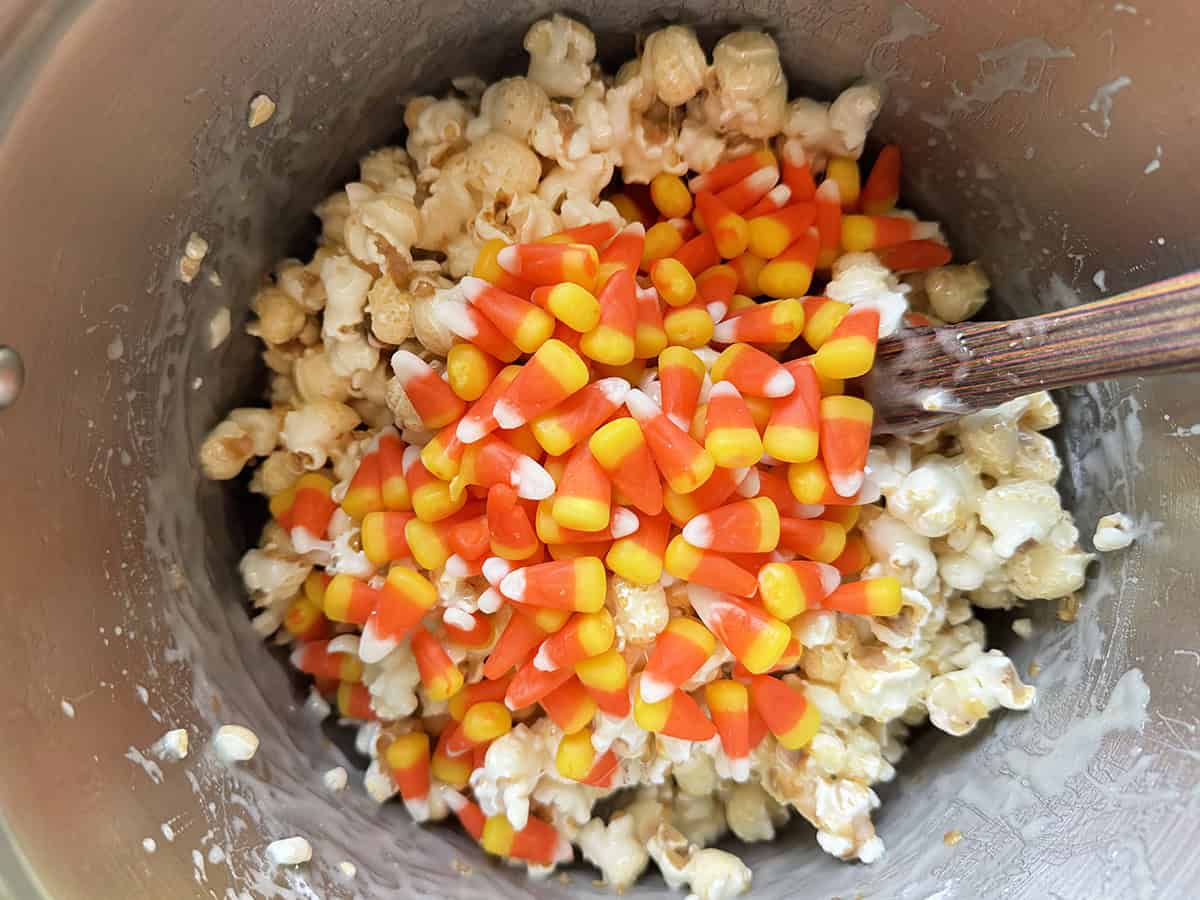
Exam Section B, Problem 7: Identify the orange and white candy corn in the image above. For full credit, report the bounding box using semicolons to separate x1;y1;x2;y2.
756;560;841;620
431;732;473;789
588;417;665;517
682;496;780;554
842;214;939;253
336;681;376;721
712;298;805;346
650;257;697;308
758;226;820;298
405;507;476;571
688;584;792;674
556;728;620;787
474;237;536;298
814;179;843;269
664;536;758;597
778;515;847;564
282;473;338;544
695;191;749;258
597;222;646;288
825;156;861;210
341;447;384;521
486;484;539;560
322;573;378;625
460;276;555;354
534;609;615;671
634;284;669;359
761;358;821;464
448;675;513;723
690;148;777;195
663;465;751;526
574;649;631;717
710;343;794;398
749;674;820;749
377;430;412;511
786;455;880;505
535;498;637;545
703;381;764;468
530;376;630;457
411;627;463;701
444;700;512;757
875;239;952;272
800;296;849;350
704;679;751;780
420;422;466;482
819;395;874;497
499;557;607;613
743;182;792;219
552;443;612;532
633;678;717;742
403;444;466;523
581;268;638;367
716;164;781;215
384;732;432;819
290;639;363;682
390;350;467;430
439;301;523;364
481;813;573;867
814;306;880;380
443;609;495;649
606;511;670;584
484;606;570;680
492;339;590;431
822;575;903;616
640;617;717;703
453;434;555;501
539;676;597;734
624;388;715;495
541;220;619;249
358;566;437;662
672;231;721;276
779;139;817;202
497;241;599;290
658;346;707;432
650;172;694;218
860;144;901;215
362;510;415;565
661;298;717;350
747;203;817;259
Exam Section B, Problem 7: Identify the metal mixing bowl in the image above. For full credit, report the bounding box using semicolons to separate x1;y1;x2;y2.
2;1;1199;897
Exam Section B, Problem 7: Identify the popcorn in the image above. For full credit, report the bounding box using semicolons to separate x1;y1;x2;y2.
886;455;980;538
362;644;421;720
646;824;752;899
469;77;551;144
1005;541;1092;600
608;575;670;646
576;814;650;889
642;26;709;108
470;720;559;830
924;262;990;323
404;96;471;174
238;548;310;612
723;782;789;843
927;649;1035;736
859;511;939;590
199;419;256;480
701;31;787;139
978;480;1066;558
280;399;361;469
781;83;882;171
825;252;909;338
343;185;421;273
250;286;307;345
524;15;596;100
1093;512;1136;552
838;646;929;721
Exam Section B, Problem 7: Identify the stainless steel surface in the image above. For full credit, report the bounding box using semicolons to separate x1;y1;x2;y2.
1;1;1198;898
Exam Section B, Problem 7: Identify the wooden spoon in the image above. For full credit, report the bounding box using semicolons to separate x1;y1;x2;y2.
863;270;1200;435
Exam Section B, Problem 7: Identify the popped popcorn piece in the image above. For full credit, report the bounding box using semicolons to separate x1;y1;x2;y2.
266;836;312;866
926;649;1035;736
781;83;882;171
1012;617;1033;638
280;399;361;470
978;480;1066;558
642;26;709;108
723;782;789;843
362;643;421;720
199;419;256;480
1005;540;1093;600
859;511;938;590
179;232;209;283
410;281;460;355
238;547;310;614
469;77;551;143
524;15;596;99
323;766;348;792
672;790;728;848
924;262;990;323
339;861;358;878
825;252;910;338
673;751;720;797
248;94;276;128
576;814;650;889
364;759;398;804
608;575;669;645
701;31;787;139
886;455;980;538
227;408;281;457
404;95;471;174
647;824;751;899
213;725;260;763
343;185;421;274
208;307;231;349
471;720;559;830
1093;512;1136;552
1012;430;1063;483
839;646;929;722
465;132;542;198
249;286;307;346
293;347;353;403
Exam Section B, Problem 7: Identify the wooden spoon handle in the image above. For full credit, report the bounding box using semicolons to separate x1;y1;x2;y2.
870;270;1200;433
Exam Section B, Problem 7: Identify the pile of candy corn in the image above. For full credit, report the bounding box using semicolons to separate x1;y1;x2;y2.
270;144;952;866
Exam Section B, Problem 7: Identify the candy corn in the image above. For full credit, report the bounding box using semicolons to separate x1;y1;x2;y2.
485;484;539;560
813;306;880;380
360;566;437;662
322;573;378;625
861;144;901;215
460;276;555;354
712;298;804;345
825;156;861;210
703;382;763;468
682;496;780;554
530;281;601;334
664;536;758;597
539;676;597;734
779;140;817;201
444;701;512;756
499;557;607;613
377;430;412;511
588;417;665;517
431;731;473;789
744;183;792;219
650;257;697;308
497;242;599;289
690;148;776;195
704;679;751;780
574;649;631;717
832;532;872;575
283;594;330;642
695;191;749;258
384;732;432;819
624;389;715;495
534;609;615;671
633;680;717;741
710;343;794;398
541;220;619;248
643;220;687;268
814;179;842;269
480;814;572;866
762;359;821;463
747;203;816;259
657;346;707;432
778;515;847;563
875;239;952;272
362;510;415;565
650;172;694;218
800;296;850;350
493;339;590;430
842;214;939;253
290;639;363;682
597;222;645;288
756;560;842;620
282;473;338;543
411;627;463;701
404;445;467;522
634;284;669;358
749;675;820;749
446;343;503;403
527;377;628;457
580;268;638;366
688;585;791;674
672;231;720;276
716;165;780;215
758;226;820;298
819;395;873;497
449;675;514;722
336;681;376;720
439;299;525;365
662;299;716;350
556;728;620;786
729;252;766;297
606;512;671;584
341;449;383;521
390;350;467;430
485;606;570;680
552;443;612;532
640;617;717;703
662;465;749;526
474;238;536;298
822;576;903;616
